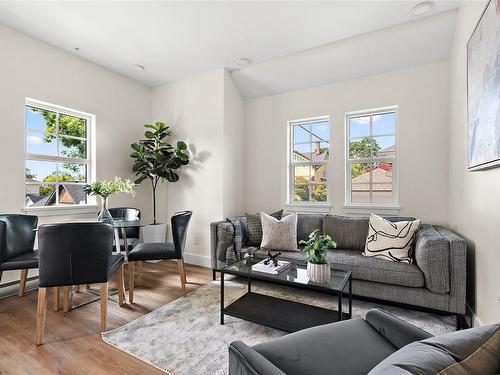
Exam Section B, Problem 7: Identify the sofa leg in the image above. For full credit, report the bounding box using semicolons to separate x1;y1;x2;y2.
212;269;217;281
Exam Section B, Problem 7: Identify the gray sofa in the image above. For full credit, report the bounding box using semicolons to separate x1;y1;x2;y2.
229;309;500;375
210;214;467;318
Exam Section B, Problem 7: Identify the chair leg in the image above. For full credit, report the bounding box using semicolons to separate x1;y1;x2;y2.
63;286;72;313
136;261;143;286
117;264;126;306
75;285;81;293
128;261;135;303
51;287;60;312
100;282;108;332
212;269;216;281
177;259;187;293
19;269;28;297
35;287;48;346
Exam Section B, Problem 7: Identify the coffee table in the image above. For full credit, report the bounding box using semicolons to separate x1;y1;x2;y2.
220;257;352;333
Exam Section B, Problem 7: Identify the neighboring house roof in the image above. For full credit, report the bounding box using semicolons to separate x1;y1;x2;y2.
26;194;46;204
377;145;395;157
26;184;86;206
62;184;86;204
293;150;329;162
352;166;392;191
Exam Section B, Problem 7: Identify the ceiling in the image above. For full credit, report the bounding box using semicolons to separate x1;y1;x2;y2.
0;1;459;96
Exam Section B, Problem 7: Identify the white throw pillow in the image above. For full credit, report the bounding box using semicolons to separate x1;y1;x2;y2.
363;214;421;263
260;212;299;251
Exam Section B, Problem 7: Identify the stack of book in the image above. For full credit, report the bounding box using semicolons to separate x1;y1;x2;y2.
251;259;292;275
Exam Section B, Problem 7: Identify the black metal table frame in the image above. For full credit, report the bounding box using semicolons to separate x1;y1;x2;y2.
220;267;352;330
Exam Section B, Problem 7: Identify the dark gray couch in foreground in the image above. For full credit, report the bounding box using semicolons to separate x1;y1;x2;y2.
210;214;467;317
229;309;500;375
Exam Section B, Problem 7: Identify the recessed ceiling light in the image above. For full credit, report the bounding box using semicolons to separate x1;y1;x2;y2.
412;1;433;16
132;64;146;72
236;58;252;67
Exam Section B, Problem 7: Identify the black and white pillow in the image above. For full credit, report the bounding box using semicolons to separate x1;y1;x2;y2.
245;210;283;246
363;214;421;263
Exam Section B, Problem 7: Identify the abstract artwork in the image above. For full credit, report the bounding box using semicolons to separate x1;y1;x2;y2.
467;0;500;170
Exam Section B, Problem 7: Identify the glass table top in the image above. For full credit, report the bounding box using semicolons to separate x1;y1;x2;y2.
111;219;143;228
223;257;351;292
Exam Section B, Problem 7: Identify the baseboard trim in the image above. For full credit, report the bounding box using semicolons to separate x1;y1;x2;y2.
184;253;211;268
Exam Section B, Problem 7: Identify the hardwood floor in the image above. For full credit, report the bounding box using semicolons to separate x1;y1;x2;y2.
0;261;212;375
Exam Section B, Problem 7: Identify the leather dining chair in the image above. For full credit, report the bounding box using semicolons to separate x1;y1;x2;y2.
35;222;125;345
0;214;38;297
128;211;192;302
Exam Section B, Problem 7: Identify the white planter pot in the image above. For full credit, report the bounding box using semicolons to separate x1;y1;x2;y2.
142;223;167;243
307;262;331;283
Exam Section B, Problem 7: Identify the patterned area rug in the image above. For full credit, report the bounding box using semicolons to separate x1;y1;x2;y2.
102;278;456;375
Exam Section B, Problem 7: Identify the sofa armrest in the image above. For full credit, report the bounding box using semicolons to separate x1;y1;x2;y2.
366;309;432;349
229;341;286;375
414;224;450;294
210;220;226;269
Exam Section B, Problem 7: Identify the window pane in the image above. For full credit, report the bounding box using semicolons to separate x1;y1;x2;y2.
57;184;87;205
373;112;396;135
294;184;310;202
58;163;87;183
293;124;310;143
293;165;310;184
311;121;329;142
292;143;311;162
311;164;327;184
25;106;56;133
372;136;395;158
59;114;87;138
351;162;371;203
26;130;57;156
25;184;55;207
311;184;327;202
349;116;370;138
372;162;393;203
25;160;57;182
349;137;373;159
59;136;87;159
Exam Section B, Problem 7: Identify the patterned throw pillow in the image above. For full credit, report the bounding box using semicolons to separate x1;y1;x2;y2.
216;218;244;262
260;213;299;251
363;214;421;263
245;210;283;246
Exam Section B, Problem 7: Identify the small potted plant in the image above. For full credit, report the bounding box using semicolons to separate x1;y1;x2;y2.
130;122;189;242
299;230;337;283
84;177;136;223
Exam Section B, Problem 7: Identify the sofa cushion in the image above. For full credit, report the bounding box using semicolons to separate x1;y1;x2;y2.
327;250;425;288
245;210;283;246
368;324;500;375
297;214;323;242
253;318;397;375
414;224;450;294
261;213;299;251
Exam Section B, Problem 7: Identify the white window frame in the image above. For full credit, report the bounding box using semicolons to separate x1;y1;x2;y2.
24;98;97;214
287;116;332;209
345;106;399;209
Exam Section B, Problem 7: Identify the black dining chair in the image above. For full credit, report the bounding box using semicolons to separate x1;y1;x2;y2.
35;222;125;345
108;207;141;251
0;214;38;297
128;211;192;302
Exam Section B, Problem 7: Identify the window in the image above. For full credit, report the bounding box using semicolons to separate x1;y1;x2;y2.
346;108;398;206
25;99;94;208
289;117;330;204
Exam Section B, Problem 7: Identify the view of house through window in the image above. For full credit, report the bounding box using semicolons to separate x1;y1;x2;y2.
346;109;397;205
25;100;92;208
289;117;329;203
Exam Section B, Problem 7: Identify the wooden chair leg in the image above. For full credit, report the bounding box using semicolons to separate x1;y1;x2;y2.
117;264;126;306
63;286;72;313
51;287;60;312
100;282;108;332
136;261;143;286
75;285;81;293
19;269;28;297
128;261;135;303
177;259;186;293
35;287;48;346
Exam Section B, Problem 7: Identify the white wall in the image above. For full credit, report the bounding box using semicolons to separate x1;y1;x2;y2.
448;0;500;325
244;62;450;224
0;24;152;284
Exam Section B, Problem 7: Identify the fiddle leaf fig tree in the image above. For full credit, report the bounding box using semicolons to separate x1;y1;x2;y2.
130;122;189;225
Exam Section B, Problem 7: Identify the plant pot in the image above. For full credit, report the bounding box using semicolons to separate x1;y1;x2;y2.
142;223;167;243
307;262;331;283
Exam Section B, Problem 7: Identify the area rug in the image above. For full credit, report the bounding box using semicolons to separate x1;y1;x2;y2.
102;279;456;375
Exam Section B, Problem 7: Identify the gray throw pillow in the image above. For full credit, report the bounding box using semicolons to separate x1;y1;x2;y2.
260;213;299;251
245;210;283;246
